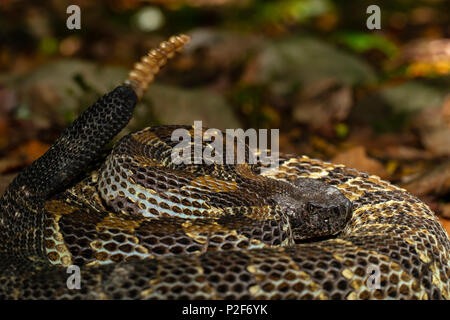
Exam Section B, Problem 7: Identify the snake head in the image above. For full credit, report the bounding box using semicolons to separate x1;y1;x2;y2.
273;178;353;241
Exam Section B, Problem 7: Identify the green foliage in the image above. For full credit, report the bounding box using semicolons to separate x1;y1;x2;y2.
38;37;59;56
333;32;398;57
254;0;331;24
221;0;332;30
334;123;349;138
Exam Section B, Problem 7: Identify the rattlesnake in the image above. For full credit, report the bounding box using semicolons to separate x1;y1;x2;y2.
0;34;448;300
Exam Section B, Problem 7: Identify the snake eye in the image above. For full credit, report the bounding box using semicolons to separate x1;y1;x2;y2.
306;202;315;213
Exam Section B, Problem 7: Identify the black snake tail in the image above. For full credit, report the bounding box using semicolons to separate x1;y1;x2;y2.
0;35;189;260
8;86;137;199
0;87;137;260
3;33;191;200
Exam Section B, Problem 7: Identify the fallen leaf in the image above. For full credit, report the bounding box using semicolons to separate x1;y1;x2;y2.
331;146;389;179
0;158;24;174
439;203;450;219
439;217;450;236
10;140;49;165
400;160;450;197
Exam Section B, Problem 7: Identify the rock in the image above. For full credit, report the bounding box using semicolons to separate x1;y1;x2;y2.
8;60;127;128
293;78;352;128
186;29;262;70
414;95;450;156
2;59;240;134
136;84;241;131
245;36;376;93
381;81;446;114
351;81;447;132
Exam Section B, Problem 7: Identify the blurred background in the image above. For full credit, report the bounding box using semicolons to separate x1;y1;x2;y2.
0;0;449;233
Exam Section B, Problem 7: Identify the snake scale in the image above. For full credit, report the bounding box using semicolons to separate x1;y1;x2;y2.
0;34;448;300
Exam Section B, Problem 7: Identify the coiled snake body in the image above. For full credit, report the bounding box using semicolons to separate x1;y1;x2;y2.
0;35;448;300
